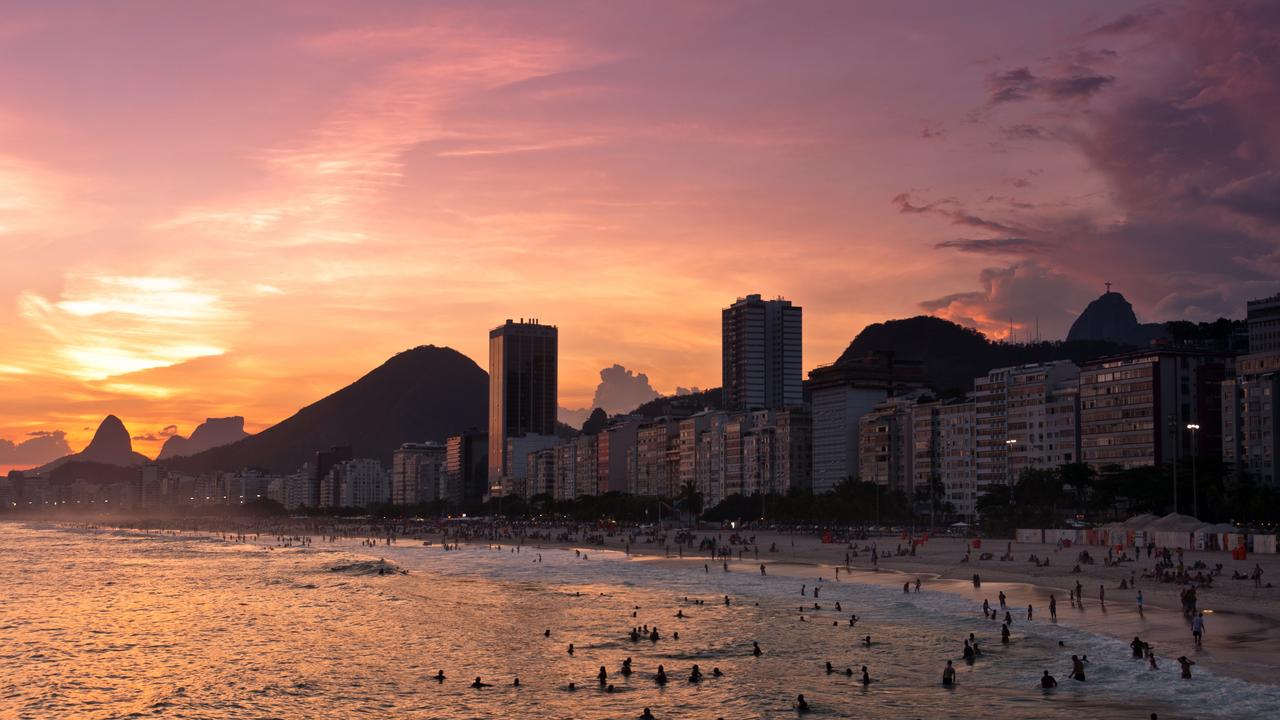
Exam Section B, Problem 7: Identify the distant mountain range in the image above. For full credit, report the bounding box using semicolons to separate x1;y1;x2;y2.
163;345;488;475
24;289;1249;481
157;417;250;460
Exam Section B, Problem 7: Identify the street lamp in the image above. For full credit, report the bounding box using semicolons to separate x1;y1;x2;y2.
1187;423;1200;518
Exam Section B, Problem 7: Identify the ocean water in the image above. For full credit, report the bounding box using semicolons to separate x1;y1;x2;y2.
1;523;1277;719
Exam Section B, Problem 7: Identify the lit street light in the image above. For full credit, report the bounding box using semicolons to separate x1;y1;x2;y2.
1187;423;1200;519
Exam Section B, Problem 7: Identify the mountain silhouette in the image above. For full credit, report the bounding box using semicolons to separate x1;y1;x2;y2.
835;316;1132;394
1066;290;1166;345
35;415;151;473
164;345;488;475
158;417;250;460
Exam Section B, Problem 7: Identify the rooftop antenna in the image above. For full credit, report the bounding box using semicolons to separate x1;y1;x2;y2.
1105;281;1112;294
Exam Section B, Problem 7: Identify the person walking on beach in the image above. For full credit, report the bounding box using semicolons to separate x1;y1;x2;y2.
1027;604;1033;621
1191;611;1205;647
1099;585;1105;605
1001;623;1010;644
1137;590;1144;616
1049;595;1057;620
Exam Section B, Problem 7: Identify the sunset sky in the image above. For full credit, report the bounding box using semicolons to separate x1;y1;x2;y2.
2;1;1277;468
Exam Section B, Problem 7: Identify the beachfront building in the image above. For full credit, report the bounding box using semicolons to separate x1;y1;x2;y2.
972;362;1081;493
809;354;925;493
1080;350;1233;470
633;418;680;497
1222;351;1280;487
488;318;558;497
391;442;446;505
443;430;488;507
722;294;803;411
321;458;390;509
858;392;930;495
502;433;559;498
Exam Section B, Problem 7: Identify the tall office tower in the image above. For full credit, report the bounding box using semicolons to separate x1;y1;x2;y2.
488;319;558;494
722;294;802;411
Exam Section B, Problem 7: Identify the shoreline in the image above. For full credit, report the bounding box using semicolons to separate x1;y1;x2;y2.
29;518;1280;686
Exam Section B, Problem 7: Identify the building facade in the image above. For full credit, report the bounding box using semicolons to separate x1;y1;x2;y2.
808;354;924;493
1080;350;1232;470
488;319;558;495
722;294;802;411
391;442;447;505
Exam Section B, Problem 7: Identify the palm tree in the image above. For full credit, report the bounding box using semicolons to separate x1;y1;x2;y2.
675;480;704;516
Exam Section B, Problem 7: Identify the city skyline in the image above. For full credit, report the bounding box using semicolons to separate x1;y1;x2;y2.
3;0;1278;466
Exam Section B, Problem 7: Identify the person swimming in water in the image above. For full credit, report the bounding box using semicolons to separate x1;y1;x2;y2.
963;640;975;661
863;635;872;647
434;670;446;681
689;664;703;683
753;641;763;656
1001;623;1010;644
968;633;981;654
599;666;608;685
835;601;842;611
622;657;633;675
942;660;956;686
471;677;491;688
513;678;520;687
826;661;835;674
568;643;575;655
861;666;871;685
796;694;811;712
712;667;723;677
544;629;551;637
641;708;655;720
655;665;668;685
849;614;859;626
1041;670;1057;688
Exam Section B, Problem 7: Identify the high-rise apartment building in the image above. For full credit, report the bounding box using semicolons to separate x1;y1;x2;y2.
722;294;802;411
858;392;927;495
443;430;488;507
1080;350;1232;470
972;362;1081;490
488;319;558;495
808;354;924;493
392;442;446;505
